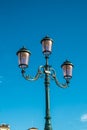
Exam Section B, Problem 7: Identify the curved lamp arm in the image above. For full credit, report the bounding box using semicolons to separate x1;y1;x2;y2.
21;66;44;81
50;67;69;88
21;65;69;88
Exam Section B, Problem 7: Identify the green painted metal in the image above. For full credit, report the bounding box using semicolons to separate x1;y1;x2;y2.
44;56;52;130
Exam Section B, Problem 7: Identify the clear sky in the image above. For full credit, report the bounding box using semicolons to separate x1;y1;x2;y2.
0;0;87;130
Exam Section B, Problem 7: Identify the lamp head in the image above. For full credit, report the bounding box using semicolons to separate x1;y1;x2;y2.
41;36;53;56
61;60;74;82
16;46;31;69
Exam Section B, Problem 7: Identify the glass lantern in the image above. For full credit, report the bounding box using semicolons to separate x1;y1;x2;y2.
61;60;74;81
16;47;31;69
41;36;53;56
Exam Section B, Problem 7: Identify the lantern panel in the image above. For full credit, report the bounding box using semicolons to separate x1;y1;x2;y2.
62;65;73;79
41;36;53;56
18;51;30;68
61;60;74;81
42;40;52;55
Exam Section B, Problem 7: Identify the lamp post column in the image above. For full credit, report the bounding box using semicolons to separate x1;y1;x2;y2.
44;56;52;130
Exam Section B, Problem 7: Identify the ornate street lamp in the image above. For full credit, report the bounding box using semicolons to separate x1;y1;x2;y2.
16;36;74;130
0;124;10;130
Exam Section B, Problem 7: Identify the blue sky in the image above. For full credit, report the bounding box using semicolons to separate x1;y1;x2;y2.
0;0;87;130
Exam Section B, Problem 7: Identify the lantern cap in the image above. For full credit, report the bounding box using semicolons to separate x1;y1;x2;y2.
41;35;53;44
61;60;74;68
16;46;31;55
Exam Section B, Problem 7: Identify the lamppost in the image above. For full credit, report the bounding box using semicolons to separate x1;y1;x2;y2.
16;36;74;130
